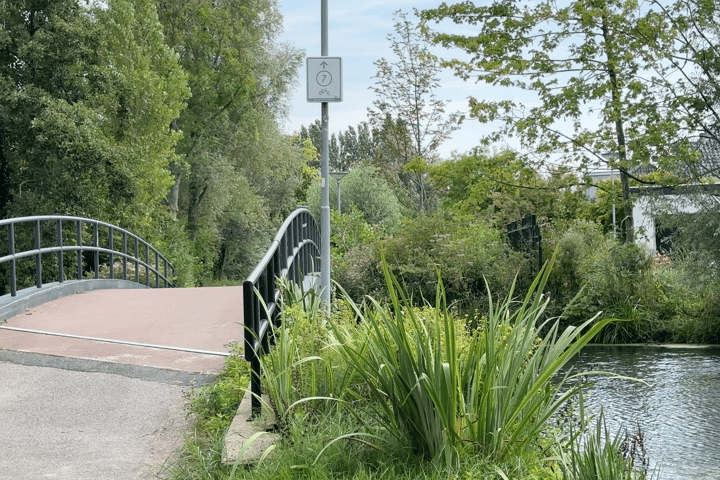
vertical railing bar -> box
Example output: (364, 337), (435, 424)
(134, 237), (140, 283)
(93, 222), (99, 279)
(8, 223), (16, 296)
(108, 227), (114, 280)
(57, 219), (64, 284)
(164, 258), (169, 287)
(122, 232), (128, 280)
(77, 220), (83, 280)
(34, 219), (42, 289)
(154, 249), (159, 288)
(145, 243), (150, 286)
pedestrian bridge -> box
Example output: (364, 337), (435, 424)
(0, 209), (320, 381)
(0, 286), (242, 376)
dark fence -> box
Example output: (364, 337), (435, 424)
(507, 214), (543, 272)
(243, 208), (320, 416)
(0, 215), (175, 296)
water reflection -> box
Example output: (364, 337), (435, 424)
(568, 345), (720, 480)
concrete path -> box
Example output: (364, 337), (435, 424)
(0, 286), (243, 479)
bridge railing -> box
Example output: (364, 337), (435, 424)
(0, 215), (175, 296)
(243, 207), (320, 416)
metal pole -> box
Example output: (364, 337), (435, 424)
(336, 179), (342, 213)
(320, 0), (331, 313)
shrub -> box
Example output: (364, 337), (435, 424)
(377, 212), (522, 312)
(307, 165), (404, 231)
(546, 220), (660, 342)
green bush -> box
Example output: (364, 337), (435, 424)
(376, 212), (522, 312)
(648, 251), (720, 343)
(266, 257), (614, 468)
(307, 165), (404, 231)
(546, 220), (660, 342)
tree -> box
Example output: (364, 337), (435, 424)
(0, 0), (188, 232)
(421, 0), (717, 242)
(306, 164), (403, 231)
(430, 149), (588, 228)
(369, 10), (459, 212)
(299, 120), (379, 171)
(156, 0), (306, 279)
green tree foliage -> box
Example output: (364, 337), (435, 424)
(421, 0), (720, 243)
(431, 149), (588, 228)
(372, 212), (521, 311)
(0, 0), (188, 233)
(651, 0), (720, 162)
(156, 0), (306, 280)
(306, 164), (403, 230)
(369, 10), (459, 212)
(299, 120), (379, 171)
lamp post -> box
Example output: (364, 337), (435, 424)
(306, 0), (342, 314)
(329, 171), (348, 213)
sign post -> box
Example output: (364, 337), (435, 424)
(307, 0), (342, 314)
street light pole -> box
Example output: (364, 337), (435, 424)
(329, 171), (348, 213)
(320, 0), (331, 313)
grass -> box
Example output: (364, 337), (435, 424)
(162, 255), (651, 480)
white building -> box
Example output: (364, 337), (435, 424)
(631, 184), (720, 254)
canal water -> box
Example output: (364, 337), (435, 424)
(568, 345), (720, 479)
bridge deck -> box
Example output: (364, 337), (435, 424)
(0, 287), (243, 375)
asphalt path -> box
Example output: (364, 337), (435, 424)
(0, 360), (190, 479)
(0, 286), (243, 479)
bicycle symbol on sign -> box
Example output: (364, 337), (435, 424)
(319, 89), (331, 96)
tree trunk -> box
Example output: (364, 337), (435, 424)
(166, 167), (182, 218)
(0, 126), (10, 216)
(603, 14), (634, 244)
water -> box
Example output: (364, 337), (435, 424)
(567, 345), (720, 479)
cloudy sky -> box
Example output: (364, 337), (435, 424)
(276, 0), (496, 158)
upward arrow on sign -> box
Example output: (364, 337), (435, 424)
(320, 61), (328, 68)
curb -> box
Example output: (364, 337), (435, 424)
(222, 388), (280, 466)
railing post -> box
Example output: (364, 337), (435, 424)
(145, 243), (150, 286)
(250, 353), (262, 416)
(134, 237), (140, 283)
(34, 220), (42, 288)
(108, 227), (114, 279)
(56, 219), (64, 283)
(122, 232), (128, 280)
(76, 221), (83, 280)
(92, 222), (99, 279)
(8, 223), (16, 296)
(164, 258), (169, 287)
(154, 249), (159, 288)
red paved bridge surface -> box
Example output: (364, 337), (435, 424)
(0, 287), (244, 375)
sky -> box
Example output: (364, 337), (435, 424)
(276, 0), (493, 158)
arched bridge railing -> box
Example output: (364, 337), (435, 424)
(244, 207), (320, 416)
(0, 215), (175, 297)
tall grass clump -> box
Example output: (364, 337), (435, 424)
(553, 407), (656, 480)
(331, 252), (616, 465)
(259, 277), (359, 426)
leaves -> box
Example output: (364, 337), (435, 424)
(368, 10), (461, 212)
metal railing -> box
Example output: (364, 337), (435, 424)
(243, 208), (320, 416)
(0, 215), (175, 296)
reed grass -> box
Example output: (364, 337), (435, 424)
(552, 407), (656, 480)
(329, 251), (617, 465)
